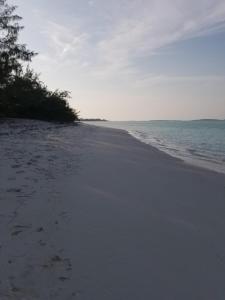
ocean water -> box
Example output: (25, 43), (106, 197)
(86, 120), (225, 174)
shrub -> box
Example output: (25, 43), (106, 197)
(0, 69), (79, 122)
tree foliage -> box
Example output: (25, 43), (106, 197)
(0, 68), (78, 122)
(0, 0), (78, 122)
(0, 0), (35, 86)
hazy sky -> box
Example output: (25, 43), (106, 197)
(12, 0), (225, 120)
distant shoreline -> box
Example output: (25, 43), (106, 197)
(80, 118), (107, 122)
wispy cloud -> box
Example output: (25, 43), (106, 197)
(41, 21), (89, 64)
(92, 0), (225, 78)
(33, 0), (225, 82)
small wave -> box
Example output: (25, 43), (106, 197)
(94, 121), (225, 174)
(164, 147), (180, 153)
(187, 148), (210, 159)
(128, 129), (225, 174)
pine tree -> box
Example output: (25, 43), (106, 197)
(0, 0), (35, 87)
(0, 0), (78, 122)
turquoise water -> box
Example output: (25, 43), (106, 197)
(87, 120), (225, 174)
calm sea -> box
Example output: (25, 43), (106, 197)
(86, 120), (225, 174)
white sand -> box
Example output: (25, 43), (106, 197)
(0, 119), (225, 300)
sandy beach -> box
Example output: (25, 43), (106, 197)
(0, 119), (225, 300)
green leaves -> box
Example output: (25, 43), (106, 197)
(0, 67), (79, 122)
(0, 1), (78, 123)
(0, 0), (35, 86)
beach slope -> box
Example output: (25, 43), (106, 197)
(0, 119), (225, 300)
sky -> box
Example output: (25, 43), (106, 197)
(11, 0), (225, 120)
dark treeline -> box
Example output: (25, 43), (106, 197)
(0, 0), (78, 122)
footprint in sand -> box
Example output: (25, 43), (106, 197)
(11, 230), (23, 236)
(11, 164), (21, 169)
(11, 224), (31, 236)
(7, 188), (21, 193)
(58, 211), (68, 219)
(36, 227), (44, 232)
(16, 170), (25, 174)
(58, 276), (70, 282)
(8, 177), (16, 181)
(72, 291), (83, 297)
(41, 255), (72, 281)
(38, 240), (46, 246)
(11, 286), (21, 293)
(51, 255), (63, 262)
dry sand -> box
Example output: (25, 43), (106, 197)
(0, 119), (225, 300)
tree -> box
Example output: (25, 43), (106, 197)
(0, 0), (78, 123)
(0, 0), (35, 87)
(1, 67), (79, 122)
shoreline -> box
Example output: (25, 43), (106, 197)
(1, 119), (225, 299)
(130, 128), (225, 175)
(84, 121), (225, 176)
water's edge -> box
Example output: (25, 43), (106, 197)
(127, 129), (224, 174)
(84, 121), (225, 175)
